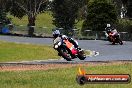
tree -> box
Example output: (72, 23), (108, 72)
(81, 0), (118, 34)
(52, 0), (87, 36)
(77, 5), (88, 20)
(8, 0), (49, 36)
(126, 0), (132, 18)
(114, 0), (128, 18)
(0, 0), (9, 22)
(0, 9), (7, 24)
(112, 0), (122, 17)
(0, 0), (11, 33)
(0, 0), (9, 9)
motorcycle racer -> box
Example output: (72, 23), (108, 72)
(52, 28), (86, 60)
(52, 29), (79, 49)
(105, 24), (123, 45)
(105, 24), (119, 38)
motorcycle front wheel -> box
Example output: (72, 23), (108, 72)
(118, 39), (123, 45)
(116, 37), (123, 45)
(59, 48), (72, 61)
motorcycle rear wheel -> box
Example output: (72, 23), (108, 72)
(117, 37), (123, 45)
(77, 50), (86, 60)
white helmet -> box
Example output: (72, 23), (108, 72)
(52, 29), (60, 38)
(62, 35), (68, 40)
(107, 24), (111, 27)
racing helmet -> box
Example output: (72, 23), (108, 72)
(107, 24), (111, 27)
(62, 35), (68, 40)
(52, 29), (60, 38)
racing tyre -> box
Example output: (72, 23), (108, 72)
(118, 39), (123, 45)
(77, 50), (86, 60)
(59, 49), (72, 61)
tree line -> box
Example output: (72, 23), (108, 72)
(0, 0), (132, 36)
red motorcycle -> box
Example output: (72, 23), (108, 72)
(108, 32), (123, 45)
(54, 39), (86, 61)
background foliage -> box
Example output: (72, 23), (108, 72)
(81, 0), (118, 35)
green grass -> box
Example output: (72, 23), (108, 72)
(0, 41), (59, 62)
(8, 12), (83, 29)
(8, 12), (54, 28)
(0, 63), (132, 88)
(8, 12), (83, 34)
(0, 40), (90, 62)
(8, 12), (55, 34)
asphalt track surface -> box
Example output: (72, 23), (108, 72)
(0, 35), (132, 64)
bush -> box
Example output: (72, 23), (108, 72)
(116, 19), (132, 33)
(81, 0), (118, 35)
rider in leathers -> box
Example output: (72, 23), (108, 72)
(52, 29), (80, 58)
(52, 29), (79, 49)
(105, 24), (119, 41)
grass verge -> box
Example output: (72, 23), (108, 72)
(0, 62), (131, 88)
(0, 40), (59, 62)
(0, 40), (90, 62)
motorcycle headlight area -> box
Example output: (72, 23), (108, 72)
(54, 45), (59, 49)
